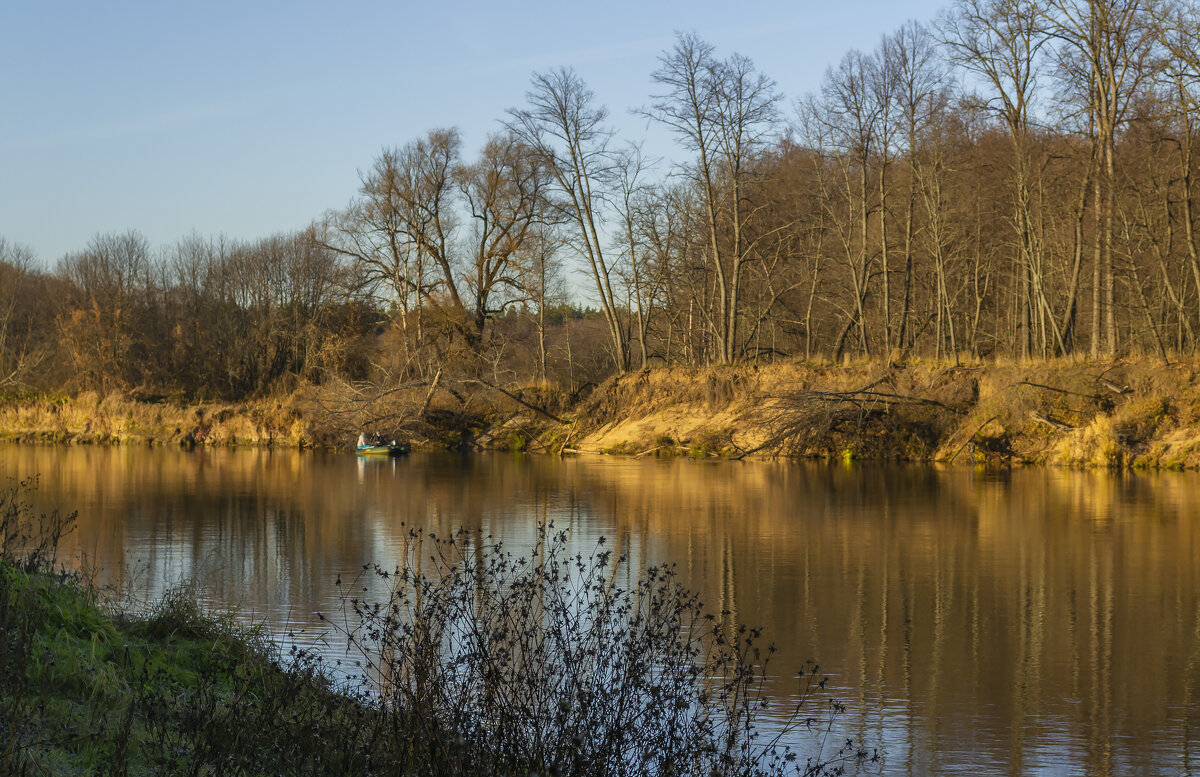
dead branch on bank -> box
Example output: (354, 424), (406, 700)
(946, 414), (1000, 464)
(1015, 379), (1100, 399)
(737, 373), (968, 458)
(308, 364), (570, 450)
(1030, 411), (1075, 431)
(459, 378), (566, 424)
(307, 370), (461, 447)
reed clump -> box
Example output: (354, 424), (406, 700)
(0, 479), (871, 777)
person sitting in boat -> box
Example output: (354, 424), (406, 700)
(357, 432), (366, 448)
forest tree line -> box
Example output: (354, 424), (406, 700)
(4, 0), (1200, 402)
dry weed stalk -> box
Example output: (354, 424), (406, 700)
(327, 524), (874, 776)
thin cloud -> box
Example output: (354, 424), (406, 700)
(494, 14), (813, 75)
(2, 100), (249, 152)
(495, 33), (674, 74)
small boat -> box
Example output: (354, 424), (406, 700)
(356, 441), (410, 456)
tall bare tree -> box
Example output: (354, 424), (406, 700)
(812, 50), (880, 359)
(644, 33), (782, 364)
(888, 21), (950, 352)
(508, 68), (630, 371)
(1045, 0), (1161, 355)
(1155, 0), (1200, 339)
(942, 0), (1060, 357)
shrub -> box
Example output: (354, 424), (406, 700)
(330, 525), (871, 777)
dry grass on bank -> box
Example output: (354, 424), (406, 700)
(0, 391), (319, 449)
(568, 357), (1200, 469)
(4, 357), (1200, 468)
(951, 358), (1200, 469)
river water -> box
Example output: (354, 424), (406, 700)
(2, 444), (1197, 776)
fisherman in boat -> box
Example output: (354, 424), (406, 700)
(357, 432), (366, 448)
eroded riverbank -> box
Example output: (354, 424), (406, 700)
(520, 357), (1200, 469)
(5, 357), (1200, 469)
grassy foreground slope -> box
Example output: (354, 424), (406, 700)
(1, 566), (373, 776)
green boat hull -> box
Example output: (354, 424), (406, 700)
(355, 444), (409, 456)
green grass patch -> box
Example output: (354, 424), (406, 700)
(2, 565), (372, 777)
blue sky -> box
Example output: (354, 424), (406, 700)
(1, 0), (948, 265)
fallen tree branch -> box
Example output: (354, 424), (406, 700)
(803, 388), (966, 413)
(946, 414), (999, 464)
(1015, 380), (1100, 400)
(740, 372), (966, 458)
(558, 419), (580, 456)
(460, 379), (566, 425)
(1099, 378), (1130, 395)
(1030, 411), (1074, 431)
(416, 368), (442, 419)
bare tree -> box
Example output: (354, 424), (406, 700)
(612, 143), (661, 369)
(644, 33), (782, 364)
(631, 180), (690, 367)
(1155, 0), (1200, 338)
(508, 68), (630, 372)
(57, 230), (153, 390)
(870, 34), (902, 356)
(888, 21), (950, 352)
(456, 132), (549, 342)
(1044, 0), (1161, 356)
(813, 50), (880, 359)
(0, 238), (47, 389)
(516, 221), (567, 383)
(318, 134), (461, 368)
(941, 0), (1061, 357)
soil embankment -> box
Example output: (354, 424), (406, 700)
(545, 358), (1200, 469)
(5, 358), (1200, 469)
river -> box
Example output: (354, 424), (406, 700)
(2, 444), (1197, 776)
